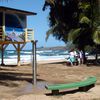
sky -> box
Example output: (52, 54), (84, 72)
(0, 0), (65, 50)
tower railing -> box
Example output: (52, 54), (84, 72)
(27, 28), (34, 42)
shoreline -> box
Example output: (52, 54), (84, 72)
(0, 58), (67, 65)
(37, 59), (66, 64)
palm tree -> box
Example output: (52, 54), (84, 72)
(93, 0), (100, 44)
(43, 0), (94, 63)
(43, 0), (79, 43)
(92, 0), (100, 63)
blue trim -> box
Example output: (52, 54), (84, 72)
(5, 27), (24, 32)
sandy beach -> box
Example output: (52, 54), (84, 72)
(0, 60), (100, 100)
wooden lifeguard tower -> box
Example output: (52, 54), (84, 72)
(0, 6), (36, 66)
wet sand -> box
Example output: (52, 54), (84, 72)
(0, 60), (100, 100)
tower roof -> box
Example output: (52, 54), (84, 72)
(0, 6), (37, 15)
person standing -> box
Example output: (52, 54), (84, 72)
(79, 50), (83, 64)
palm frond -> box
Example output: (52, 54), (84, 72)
(66, 41), (76, 51)
(45, 24), (57, 41)
(93, 30), (100, 44)
(68, 28), (81, 42)
(45, 21), (68, 41)
(79, 2), (90, 10)
(46, 0), (55, 5)
(80, 16), (91, 24)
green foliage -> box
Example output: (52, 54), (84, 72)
(85, 45), (94, 52)
(93, 30), (100, 44)
(79, 2), (90, 10)
(43, 0), (79, 43)
(65, 41), (76, 51)
(80, 16), (91, 24)
(68, 28), (81, 42)
(45, 24), (57, 41)
(92, 0), (100, 45)
(43, 0), (99, 50)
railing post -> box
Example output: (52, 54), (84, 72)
(2, 12), (5, 41)
(1, 44), (5, 66)
(17, 44), (20, 66)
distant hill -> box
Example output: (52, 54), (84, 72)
(37, 46), (66, 51)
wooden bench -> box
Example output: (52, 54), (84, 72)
(45, 76), (97, 94)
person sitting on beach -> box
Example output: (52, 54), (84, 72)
(66, 50), (78, 66)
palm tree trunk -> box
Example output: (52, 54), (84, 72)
(98, 0), (100, 14)
(95, 53), (98, 62)
(95, 45), (98, 64)
(82, 48), (87, 64)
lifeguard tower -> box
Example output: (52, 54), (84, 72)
(0, 6), (37, 66)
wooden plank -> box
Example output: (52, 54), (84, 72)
(25, 28), (27, 42)
(17, 44), (20, 66)
(1, 44), (5, 66)
(2, 12), (5, 41)
(79, 84), (95, 92)
(0, 41), (29, 44)
(27, 29), (34, 41)
(12, 44), (17, 50)
(3, 44), (9, 50)
(0, 6), (36, 15)
(20, 43), (26, 50)
(52, 90), (59, 95)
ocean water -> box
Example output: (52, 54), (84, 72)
(0, 49), (69, 65)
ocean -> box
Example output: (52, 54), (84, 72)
(0, 49), (69, 65)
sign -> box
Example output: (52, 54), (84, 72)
(5, 13), (26, 42)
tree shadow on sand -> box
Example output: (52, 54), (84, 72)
(45, 88), (86, 96)
(46, 61), (67, 66)
(0, 71), (45, 87)
(0, 65), (18, 67)
(86, 59), (100, 66)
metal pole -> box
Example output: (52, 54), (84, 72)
(32, 40), (37, 85)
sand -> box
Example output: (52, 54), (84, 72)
(0, 60), (100, 100)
